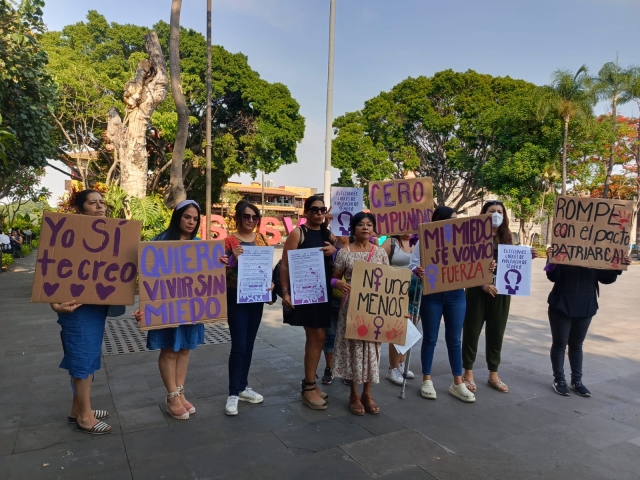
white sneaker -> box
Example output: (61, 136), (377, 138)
(399, 362), (415, 379)
(386, 368), (404, 386)
(421, 380), (437, 399)
(225, 395), (239, 415)
(449, 382), (476, 403)
(238, 387), (264, 404)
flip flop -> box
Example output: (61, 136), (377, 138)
(74, 420), (112, 435)
(487, 377), (509, 393)
(462, 377), (477, 393)
(67, 409), (110, 424)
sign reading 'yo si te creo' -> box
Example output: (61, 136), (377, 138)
(137, 240), (227, 331)
(31, 213), (141, 305)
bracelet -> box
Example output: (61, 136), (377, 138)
(281, 288), (289, 294)
(330, 278), (338, 288)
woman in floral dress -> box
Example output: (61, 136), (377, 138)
(332, 212), (389, 415)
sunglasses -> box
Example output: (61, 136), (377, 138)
(242, 214), (260, 223)
(308, 206), (328, 215)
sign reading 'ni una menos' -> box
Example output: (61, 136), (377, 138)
(32, 213), (141, 305)
(137, 240), (227, 330)
(368, 178), (434, 235)
(550, 196), (632, 270)
(419, 215), (494, 294)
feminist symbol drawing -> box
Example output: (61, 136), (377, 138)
(337, 211), (353, 236)
(372, 316), (384, 340)
(425, 265), (438, 290)
(372, 267), (383, 292)
(504, 269), (522, 295)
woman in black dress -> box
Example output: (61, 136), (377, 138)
(280, 196), (337, 410)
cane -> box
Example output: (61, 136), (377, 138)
(400, 281), (423, 400)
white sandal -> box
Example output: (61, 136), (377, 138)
(449, 383), (476, 403)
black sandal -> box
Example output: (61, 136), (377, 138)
(301, 381), (327, 410)
(303, 377), (329, 400)
(67, 409), (110, 424)
(74, 420), (112, 435)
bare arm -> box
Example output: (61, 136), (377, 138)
(280, 228), (301, 309)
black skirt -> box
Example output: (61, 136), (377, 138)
(284, 300), (332, 329)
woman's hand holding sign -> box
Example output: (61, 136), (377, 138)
(132, 308), (143, 325)
(321, 242), (336, 257)
(336, 279), (350, 295)
(482, 284), (498, 297)
(50, 300), (82, 314)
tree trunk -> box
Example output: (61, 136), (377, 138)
(561, 116), (569, 196)
(106, 31), (168, 213)
(603, 97), (618, 199)
(167, 0), (187, 208)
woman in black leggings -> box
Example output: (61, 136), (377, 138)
(545, 247), (631, 397)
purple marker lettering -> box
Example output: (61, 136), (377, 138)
(113, 220), (127, 257)
(370, 184), (382, 208)
(45, 216), (66, 247)
(373, 316), (384, 340)
(37, 249), (56, 275)
(166, 278), (178, 298)
(189, 297), (205, 322)
(120, 263), (137, 283)
(425, 265), (438, 290)
(377, 213), (389, 235)
(212, 243), (225, 269)
(61, 229), (74, 248)
(413, 181), (424, 202)
(176, 299), (188, 324)
(83, 219), (109, 253)
(140, 245), (160, 278)
(443, 224), (453, 243)
(389, 212), (399, 233)
(57, 258), (73, 279)
(213, 274), (226, 295)
(159, 279), (167, 300)
(78, 259), (90, 280)
(143, 280), (159, 301)
(383, 183), (396, 207)
(397, 182), (410, 204)
(168, 301), (175, 324)
(180, 244), (195, 274)
(183, 276), (194, 297)
(195, 243), (212, 271)
(194, 274), (210, 297)
(92, 261), (107, 281)
(145, 303), (168, 326)
(372, 268), (383, 292)
(206, 297), (221, 318)
(104, 263), (119, 282)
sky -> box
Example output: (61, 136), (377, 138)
(40, 0), (640, 204)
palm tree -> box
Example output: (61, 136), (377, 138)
(593, 59), (634, 198)
(539, 66), (594, 195)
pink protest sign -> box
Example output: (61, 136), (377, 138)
(368, 178), (434, 235)
(31, 213), (141, 305)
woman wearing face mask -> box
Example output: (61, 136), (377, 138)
(461, 201), (537, 394)
(280, 196), (337, 410)
(223, 200), (272, 416)
(52, 190), (113, 434)
(133, 200), (204, 420)
(331, 212), (389, 415)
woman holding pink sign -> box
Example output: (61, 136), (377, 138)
(52, 189), (113, 435)
(332, 212), (389, 416)
(133, 200), (204, 421)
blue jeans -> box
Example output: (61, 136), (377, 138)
(227, 290), (264, 396)
(420, 289), (466, 377)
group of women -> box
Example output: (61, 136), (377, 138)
(52, 190), (631, 434)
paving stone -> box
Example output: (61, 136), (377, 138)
(116, 405), (168, 434)
(0, 428), (18, 456)
(129, 451), (191, 480)
(378, 465), (435, 479)
(350, 411), (408, 437)
(273, 416), (373, 455)
(266, 355), (303, 369)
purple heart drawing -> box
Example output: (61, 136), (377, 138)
(96, 283), (116, 301)
(43, 282), (60, 297)
(70, 284), (85, 297)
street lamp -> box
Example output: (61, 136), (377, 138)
(205, 0), (212, 240)
(323, 0), (336, 203)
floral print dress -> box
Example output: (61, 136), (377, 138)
(331, 245), (389, 384)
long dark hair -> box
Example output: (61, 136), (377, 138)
(163, 201), (202, 240)
(234, 200), (261, 230)
(303, 195), (330, 241)
(74, 189), (100, 214)
(432, 206), (456, 222)
(481, 200), (512, 245)
(349, 212), (377, 238)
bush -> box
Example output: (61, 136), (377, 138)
(21, 245), (32, 256)
(31, 239), (38, 249)
(531, 243), (548, 258)
(2, 254), (14, 269)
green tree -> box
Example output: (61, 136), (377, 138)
(0, 0), (57, 177)
(0, 114), (18, 165)
(592, 59), (635, 198)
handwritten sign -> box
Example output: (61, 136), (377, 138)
(330, 187), (364, 236)
(288, 249), (328, 305)
(31, 213), (141, 305)
(138, 240), (227, 331)
(346, 261), (411, 345)
(237, 246), (274, 303)
(550, 196), (632, 270)
(496, 245), (531, 296)
(368, 178), (434, 235)
(419, 214), (494, 294)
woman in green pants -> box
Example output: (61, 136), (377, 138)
(461, 201), (537, 394)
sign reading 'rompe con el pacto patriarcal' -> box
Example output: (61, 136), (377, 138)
(32, 213), (142, 305)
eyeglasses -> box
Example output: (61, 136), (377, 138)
(242, 214), (259, 223)
(308, 206), (328, 215)
(485, 200), (503, 206)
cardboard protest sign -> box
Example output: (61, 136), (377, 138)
(138, 240), (227, 331)
(368, 177), (434, 235)
(31, 213), (141, 305)
(419, 214), (494, 294)
(496, 245), (532, 296)
(345, 261), (411, 345)
(550, 196), (632, 270)
(330, 187), (364, 236)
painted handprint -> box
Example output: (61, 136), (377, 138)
(618, 210), (631, 231)
(385, 319), (405, 342)
(353, 315), (370, 338)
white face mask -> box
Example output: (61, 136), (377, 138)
(491, 212), (503, 228)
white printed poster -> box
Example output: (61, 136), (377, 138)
(330, 187), (364, 237)
(288, 248), (328, 306)
(496, 245), (532, 296)
(237, 246), (274, 304)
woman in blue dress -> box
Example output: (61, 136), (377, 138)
(134, 200), (204, 420)
(53, 189), (113, 435)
